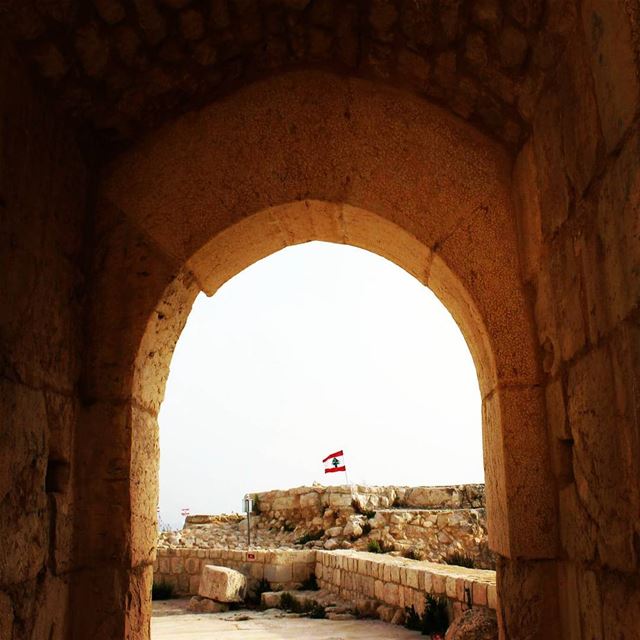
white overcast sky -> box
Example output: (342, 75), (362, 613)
(158, 241), (483, 528)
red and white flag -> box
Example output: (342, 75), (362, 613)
(323, 450), (346, 474)
(181, 507), (190, 517)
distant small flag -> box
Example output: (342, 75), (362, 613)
(181, 507), (190, 517)
(323, 450), (346, 474)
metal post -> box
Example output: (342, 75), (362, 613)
(244, 495), (253, 548)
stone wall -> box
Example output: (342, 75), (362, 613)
(0, 41), (88, 640)
(511, 2), (640, 637)
(316, 550), (497, 622)
(153, 546), (497, 626)
(1, 3), (639, 639)
(153, 548), (316, 595)
(367, 508), (493, 568)
(163, 484), (492, 568)
(254, 484), (485, 518)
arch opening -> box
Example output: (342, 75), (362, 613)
(75, 71), (558, 639)
(158, 239), (485, 524)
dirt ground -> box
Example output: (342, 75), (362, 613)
(152, 599), (422, 639)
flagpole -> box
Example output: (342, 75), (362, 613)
(343, 451), (350, 486)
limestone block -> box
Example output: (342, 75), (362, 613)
(329, 493), (353, 508)
(343, 520), (363, 538)
(377, 604), (396, 623)
(445, 608), (498, 639)
(487, 584), (498, 610)
(198, 565), (246, 603)
(581, 0), (640, 152)
(408, 487), (463, 509)
(273, 496), (295, 510)
(446, 576), (458, 598)
(473, 582), (488, 606)
(383, 582), (399, 606)
(567, 342), (638, 570)
(178, 573), (189, 593)
(292, 562), (310, 581)
(424, 572), (433, 593)
(592, 129), (640, 334)
(261, 591), (282, 608)
(249, 563), (264, 579)
(577, 569), (603, 638)
(0, 592), (14, 640)
(324, 538), (340, 550)
(264, 564), (292, 583)
(300, 492), (321, 509)
(432, 574), (447, 594)
(185, 557), (200, 574)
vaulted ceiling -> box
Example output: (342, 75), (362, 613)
(0, 0), (573, 152)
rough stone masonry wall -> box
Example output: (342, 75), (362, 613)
(255, 484), (485, 519)
(0, 41), (88, 640)
(153, 546), (498, 626)
(316, 550), (497, 622)
(248, 484), (491, 566)
(153, 548), (316, 596)
(511, 3), (640, 638)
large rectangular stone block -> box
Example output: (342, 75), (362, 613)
(198, 565), (246, 603)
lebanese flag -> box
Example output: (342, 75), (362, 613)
(323, 450), (346, 474)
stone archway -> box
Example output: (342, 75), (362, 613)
(74, 71), (557, 639)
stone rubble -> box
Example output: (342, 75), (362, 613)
(157, 484), (494, 569)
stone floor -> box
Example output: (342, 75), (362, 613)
(152, 600), (422, 639)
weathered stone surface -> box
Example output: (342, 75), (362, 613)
(161, 484), (492, 568)
(2, 3), (640, 639)
(445, 608), (498, 639)
(198, 565), (247, 603)
(581, 0), (640, 152)
(187, 595), (229, 613)
(0, 0), (567, 147)
(261, 591), (283, 608)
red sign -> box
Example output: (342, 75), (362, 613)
(247, 552), (256, 561)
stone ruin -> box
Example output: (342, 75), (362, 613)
(3, 2), (640, 637)
(160, 483), (494, 569)
(154, 483), (497, 629)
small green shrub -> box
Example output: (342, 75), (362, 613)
(151, 581), (174, 600)
(404, 595), (449, 635)
(247, 578), (271, 606)
(296, 529), (324, 545)
(252, 494), (261, 515)
(403, 547), (419, 560)
(307, 601), (326, 619)
(367, 539), (394, 553)
(404, 605), (422, 631)
(301, 574), (319, 591)
(422, 594), (449, 634)
(367, 539), (382, 553)
(445, 551), (475, 568)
